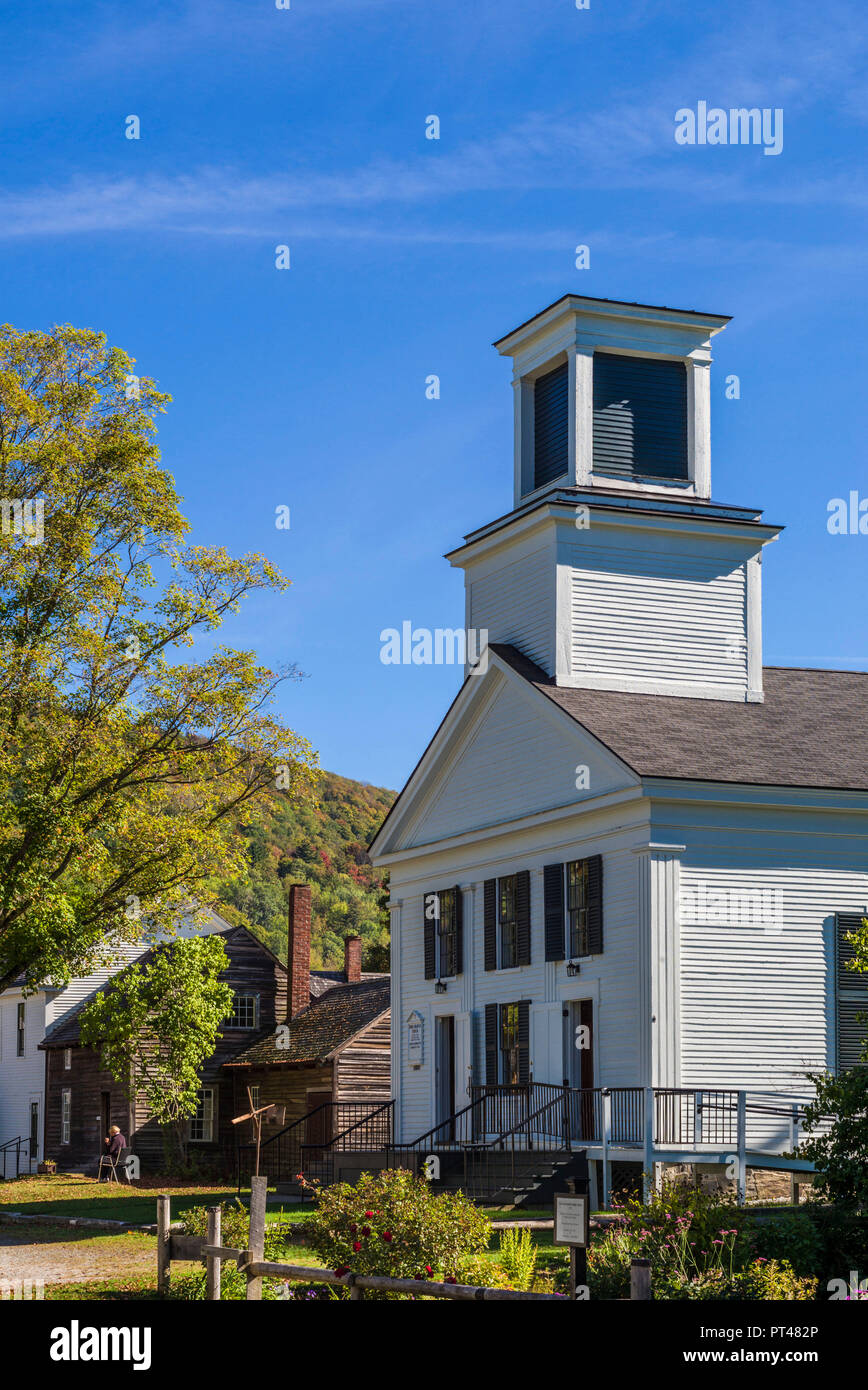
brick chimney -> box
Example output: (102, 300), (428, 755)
(288, 883), (312, 1019)
(344, 935), (362, 984)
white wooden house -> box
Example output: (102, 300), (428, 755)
(370, 294), (868, 1205)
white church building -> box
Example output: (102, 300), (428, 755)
(370, 294), (868, 1205)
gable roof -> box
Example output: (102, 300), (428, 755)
(223, 976), (390, 1069)
(40, 917), (285, 1049)
(492, 644), (868, 792)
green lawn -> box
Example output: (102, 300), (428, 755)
(0, 1175), (310, 1227)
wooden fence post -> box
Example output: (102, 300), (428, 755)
(630, 1257), (651, 1301)
(206, 1206), (222, 1301)
(246, 1175), (267, 1301)
(736, 1092), (747, 1207)
(157, 1194), (171, 1295)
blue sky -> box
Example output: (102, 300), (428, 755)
(1, 0), (866, 791)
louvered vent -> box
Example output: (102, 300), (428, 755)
(593, 352), (688, 481)
(533, 360), (569, 489)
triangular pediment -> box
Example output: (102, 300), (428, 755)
(371, 652), (638, 856)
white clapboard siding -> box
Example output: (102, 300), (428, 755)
(468, 546), (553, 674)
(407, 673), (632, 847)
(0, 993), (48, 1161)
(567, 540), (747, 690)
(680, 860), (868, 1092)
(392, 817), (647, 1143)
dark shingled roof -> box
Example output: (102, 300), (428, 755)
(491, 644), (868, 792)
(223, 976), (390, 1069)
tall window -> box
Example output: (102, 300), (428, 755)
(63, 1048), (72, 1071)
(229, 994), (258, 1029)
(567, 860), (590, 957)
(499, 876), (517, 968)
(60, 1089), (71, 1145)
(250, 1085), (261, 1111)
(16, 1002), (25, 1056)
(189, 1088), (216, 1143)
(500, 1003), (522, 1085)
(438, 888), (458, 977)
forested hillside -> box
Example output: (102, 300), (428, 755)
(215, 772), (396, 972)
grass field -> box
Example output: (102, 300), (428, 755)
(0, 1174), (312, 1226)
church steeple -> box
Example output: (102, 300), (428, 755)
(447, 295), (782, 703)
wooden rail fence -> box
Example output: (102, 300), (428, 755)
(156, 1177), (576, 1301)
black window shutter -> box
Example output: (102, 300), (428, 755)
(516, 869), (531, 966)
(453, 886), (463, 976)
(533, 361), (569, 490)
(518, 1001), (530, 1085)
(587, 855), (604, 955)
(544, 863), (566, 961)
(484, 1003), (498, 1085)
(593, 352), (688, 481)
(423, 896), (436, 980)
(484, 879), (497, 971)
(836, 912), (868, 1071)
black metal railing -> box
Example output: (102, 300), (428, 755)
(0, 1136), (33, 1181)
(236, 1101), (394, 1190)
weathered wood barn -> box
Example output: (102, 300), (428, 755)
(369, 294), (868, 1207)
(40, 886), (390, 1173)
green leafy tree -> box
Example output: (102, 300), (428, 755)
(0, 324), (318, 994)
(800, 1068), (868, 1210)
(79, 934), (234, 1163)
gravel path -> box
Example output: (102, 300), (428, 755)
(0, 1224), (156, 1289)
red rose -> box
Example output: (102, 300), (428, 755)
(361, 1226), (371, 1238)
(425, 1266), (433, 1275)
(349, 1224), (357, 1234)
(445, 1276), (457, 1285)
(334, 1265), (349, 1277)
(382, 1230), (392, 1242)
(353, 1241), (361, 1253)
(365, 1211), (374, 1218)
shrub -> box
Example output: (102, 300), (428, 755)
(744, 1213), (821, 1277)
(497, 1227), (538, 1291)
(659, 1259), (816, 1301)
(302, 1167), (490, 1293)
(800, 1068), (868, 1210)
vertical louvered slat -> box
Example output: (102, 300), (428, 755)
(516, 869), (531, 966)
(484, 879), (497, 971)
(453, 885), (463, 976)
(593, 352), (687, 481)
(518, 1001), (530, 1085)
(587, 855), (604, 955)
(485, 1003), (498, 1086)
(836, 911), (868, 1070)
(544, 863), (565, 961)
(533, 360), (569, 489)
(423, 893), (437, 980)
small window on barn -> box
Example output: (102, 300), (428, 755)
(189, 1088), (216, 1143)
(228, 994), (258, 1029)
(63, 1048), (72, 1071)
(60, 1088), (71, 1145)
(593, 352), (688, 482)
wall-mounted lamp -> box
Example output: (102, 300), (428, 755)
(435, 979), (447, 994)
(565, 960), (581, 977)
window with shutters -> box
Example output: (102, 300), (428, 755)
(499, 875), (517, 969)
(836, 912), (868, 1071)
(533, 360), (569, 491)
(593, 352), (688, 482)
(567, 860), (590, 957)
